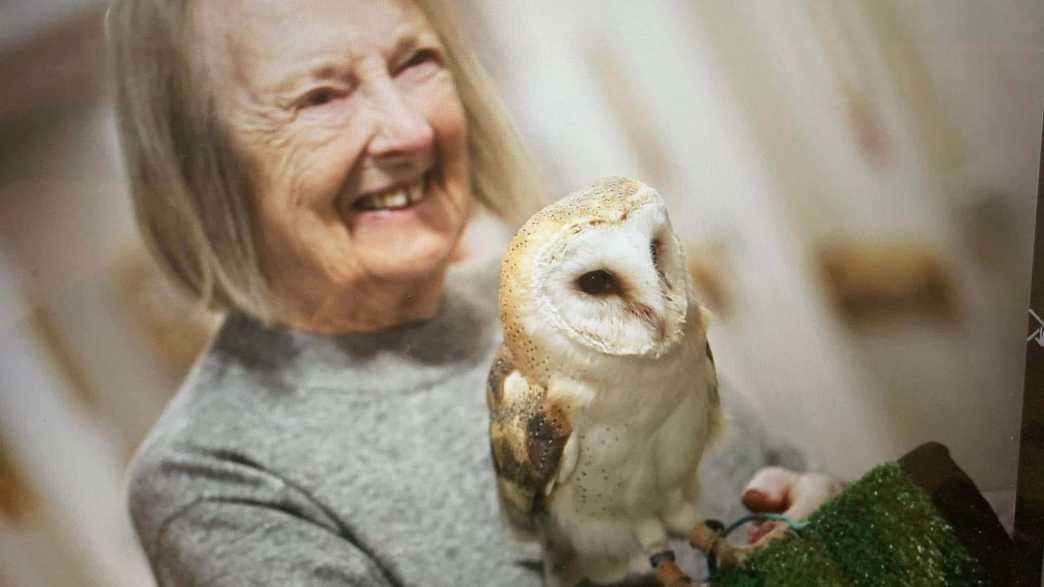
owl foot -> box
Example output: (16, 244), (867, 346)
(688, 520), (789, 570)
(649, 550), (706, 587)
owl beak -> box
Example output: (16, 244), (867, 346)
(630, 302), (666, 341)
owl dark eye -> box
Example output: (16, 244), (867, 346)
(650, 238), (661, 267)
(576, 269), (619, 296)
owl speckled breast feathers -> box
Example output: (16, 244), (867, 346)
(487, 177), (725, 587)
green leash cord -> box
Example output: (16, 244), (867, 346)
(721, 512), (808, 538)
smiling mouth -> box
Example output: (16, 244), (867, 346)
(352, 174), (430, 212)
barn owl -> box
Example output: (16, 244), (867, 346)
(488, 177), (723, 587)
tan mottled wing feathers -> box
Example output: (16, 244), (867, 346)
(487, 344), (572, 538)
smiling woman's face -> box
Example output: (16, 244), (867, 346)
(195, 0), (471, 332)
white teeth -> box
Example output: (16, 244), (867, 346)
(354, 179), (427, 211)
(381, 190), (408, 208)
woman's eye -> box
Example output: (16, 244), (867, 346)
(397, 49), (440, 75)
(298, 88), (342, 109)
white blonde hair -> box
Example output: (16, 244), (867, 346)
(108, 0), (544, 322)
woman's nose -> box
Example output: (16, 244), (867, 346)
(366, 82), (435, 160)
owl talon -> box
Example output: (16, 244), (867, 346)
(689, 520), (747, 568)
(688, 520), (791, 570)
(651, 549), (706, 587)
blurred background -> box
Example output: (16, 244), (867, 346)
(0, 1), (1040, 584)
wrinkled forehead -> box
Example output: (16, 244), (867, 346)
(190, 0), (430, 85)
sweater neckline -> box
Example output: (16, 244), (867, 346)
(209, 262), (500, 394)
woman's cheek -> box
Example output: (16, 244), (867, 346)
(296, 99), (353, 132)
(282, 116), (365, 205)
(434, 83), (467, 138)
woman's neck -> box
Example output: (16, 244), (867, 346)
(272, 271), (448, 335)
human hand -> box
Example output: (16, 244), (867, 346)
(741, 467), (844, 544)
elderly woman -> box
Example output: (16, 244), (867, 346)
(110, 0), (840, 585)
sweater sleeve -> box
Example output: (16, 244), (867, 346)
(149, 499), (396, 587)
(127, 435), (400, 587)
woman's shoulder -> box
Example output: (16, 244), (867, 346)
(126, 329), (303, 546)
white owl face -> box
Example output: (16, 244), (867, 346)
(532, 198), (690, 358)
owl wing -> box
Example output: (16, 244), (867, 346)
(486, 344), (574, 538)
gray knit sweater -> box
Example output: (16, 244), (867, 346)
(127, 260), (803, 586)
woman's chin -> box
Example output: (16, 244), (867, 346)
(356, 238), (457, 284)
